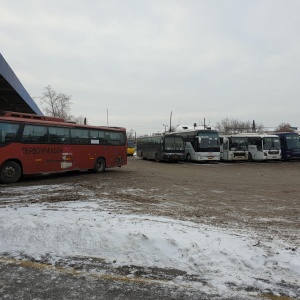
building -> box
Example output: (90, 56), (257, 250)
(0, 53), (42, 115)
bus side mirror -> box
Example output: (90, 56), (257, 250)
(223, 137), (228, 143)
(197, 137), (201, 143)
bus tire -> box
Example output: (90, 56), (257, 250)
(248, 153), (253, 162)
(186, 153), (191, 162)
(155, 153), (160, 162)
(94, 157), (105, 173)
(0, 161), (22, 183)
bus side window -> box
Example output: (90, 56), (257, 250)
(255, 140), (262, 151)
(0, 130), (3, 143)
(5, 133), (16, 142)
(70, 128), (89, 144)
(0, 123), (20, 144)
(61, 135), (70, 144)
(49, 134), (59, 143)
(21, 125), (47, 143)
(71, 137), (79, 144)
(38, 134), (48, 143)
(225, 143), (228, 150)
(49, 127), (70, 144)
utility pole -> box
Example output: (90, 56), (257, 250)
(163, 124), (168, 133)
(252, 120), (256, 132)
(169, 111), (172, 132)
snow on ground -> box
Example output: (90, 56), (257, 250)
(0, 186), (299, 299)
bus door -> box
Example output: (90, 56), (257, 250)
(186, 135), (197, 160)
(248, 138), (263, 160)
(221, 137), (229, 160)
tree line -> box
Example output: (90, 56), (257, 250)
(38, 86), (296, 136)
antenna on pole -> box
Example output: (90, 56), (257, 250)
(106, 109), (109, 126)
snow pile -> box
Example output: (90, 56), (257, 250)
(0, 199), (299, 298)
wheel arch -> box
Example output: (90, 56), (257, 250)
(0, 159), (23, 183)
(94, 156), (106, 173)
(1, 158), (23, 172)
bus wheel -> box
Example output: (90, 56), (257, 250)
(248, 153), (253, 162)
(0, 161), (22, 183)
(186, 154), (191, 162)
(94, 157), (105, 173)
(155, 153), (160, 162)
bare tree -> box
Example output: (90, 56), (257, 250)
(127, 129), (135, 140)
(40, 85), (72, 120)
(215, 118), (264, 134)
(275, 122), (293, 132)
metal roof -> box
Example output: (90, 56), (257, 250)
(0, 53), (43, 115)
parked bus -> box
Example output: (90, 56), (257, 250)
(220, 135), (248, 161)
(275, 132), (300, 160)
(171, 129), (220, 162)
(241, 133), (281, 161)
(137, 134), (185, 162)
(0, 111), (127, 183)
(127, 139), (135, 156)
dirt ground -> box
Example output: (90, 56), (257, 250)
(11, 156), (300, 244)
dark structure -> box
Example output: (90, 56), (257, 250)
(0, 53), (43, 115)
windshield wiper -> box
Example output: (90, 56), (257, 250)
(269, 142), (279, 151)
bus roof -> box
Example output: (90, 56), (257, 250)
(274, 132), (299, 136)
(0, 110), (64, 122)
(0, 110), (126, 132)
(233, 133), (280, 138)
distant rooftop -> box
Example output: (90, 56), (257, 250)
(174, 124), (214, 131)
(0, 53), (42, 115)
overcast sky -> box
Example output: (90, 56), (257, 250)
(1, 0), (300, 134)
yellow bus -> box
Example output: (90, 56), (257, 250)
(127, 139), (135, 156)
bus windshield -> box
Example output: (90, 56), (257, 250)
(127, 140), (135, 148)
(197, 132), (219, 148)
(229, 137), (248, 151)
(0, 122), (20, 146)
(263, 137), (280, 150)
(164, 136), (184, 151)
(286, 135), (300, 149)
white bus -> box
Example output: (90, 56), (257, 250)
(240, 134), (281, 161)
(220, 135), (248, 161)
(171, 129), (220, 162)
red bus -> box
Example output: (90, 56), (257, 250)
(0, 111), (127, 183)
